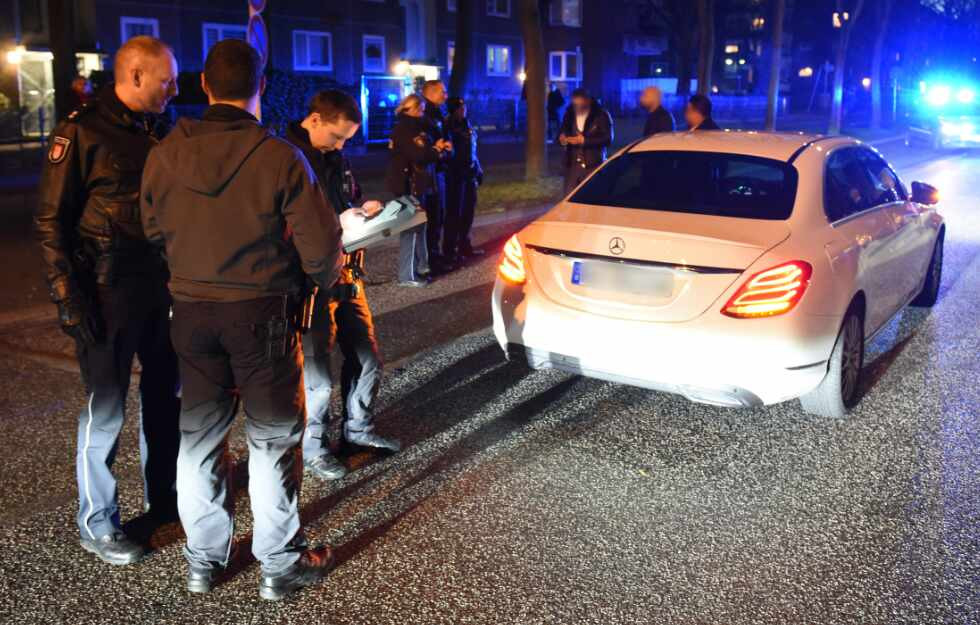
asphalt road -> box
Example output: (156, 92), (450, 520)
(0, 141), (977, 624)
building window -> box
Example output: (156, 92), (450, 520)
(486, 44), (511, 77)
(202, 23), (247, 61)
(447, 40), (455, 73)
(549, 0), (581, 27)
(486, 0), (510, 18)
(548, 51), (580, 81)
(363, 35), (385, 73)
(293, 30), (333, 71)
(447, 0), (457, 11)
(120, 17), (159, 43)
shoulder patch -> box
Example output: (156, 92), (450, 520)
(413, 134), (427, 148)
(48, 136), (72, 164)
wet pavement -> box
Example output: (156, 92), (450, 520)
(0, 142), (977, 624)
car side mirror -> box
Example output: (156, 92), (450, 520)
(911, 181), (940, 205)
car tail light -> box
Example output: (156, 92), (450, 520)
(498, 234), (526, 284)
(722, 260), (812, 318)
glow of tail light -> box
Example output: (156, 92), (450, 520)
(498, 234), (526, 284)
(722, 261), (812, 318)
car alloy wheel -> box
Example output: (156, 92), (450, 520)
(840, 314), (863, 404)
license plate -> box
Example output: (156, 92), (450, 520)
(570, 260), (674, 296)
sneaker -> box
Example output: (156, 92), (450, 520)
(345, 431), (402, 453)
(258, 547), (334, 601)
(80, 531), (145, 566)
(398, 280), (430, 288)
(305, 453), (349, 481)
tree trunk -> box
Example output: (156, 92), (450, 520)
(674, 30), (694, 95)
(449, 0), (474, 98)
(870, 0), (893, 129)
(518, 0), (547, 180)
(47, 0), (77, 124)
(764, 0), (786, 130)
(696, 0), (715, 95)
(829, 0), (865, 135)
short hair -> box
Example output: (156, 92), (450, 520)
(570, 87), (591, 100)
(307, 89), (362, 125)
(114, 36), (173, 82)
(422, 80), (445, 95)
(204, 39), (263, 101)
(688, 94), (713, 118)
(395, 94), (423, 116)
(447, 96), (465, 116)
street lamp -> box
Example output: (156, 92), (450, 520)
(393, 59), (409, 75)
(6, 44), (26, 65)
(518, 70), (526, 82)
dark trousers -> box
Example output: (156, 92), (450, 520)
(170, 297), (307, 574)
(302, 282), (383, 459)
(74, 278), (179, 540)
(444, 173), (478, 258)
(423, 172), (446, 259)
(548, 114), (560, 140)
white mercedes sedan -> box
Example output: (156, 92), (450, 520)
(491, 132), (945, 417)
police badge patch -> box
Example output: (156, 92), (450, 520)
(48, 136), (71, 164)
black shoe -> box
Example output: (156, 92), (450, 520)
(80, 531), (145, 566)
(305, 453), (348, 481)
(345, 431), (402, 453)
(398, 280), (430, 288)
(259, 547), (334, 601)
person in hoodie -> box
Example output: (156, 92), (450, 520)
(284, 90), (400, 484)
(34, 35), (181, 567)
(140, 39), (343, 601)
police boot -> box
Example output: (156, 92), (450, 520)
(187, 544), (240, 593)
(259, 546), (334, 601)
(344, 428), (402, 453)
(80, 531), (145, 566)
(304, 452), (349, 481)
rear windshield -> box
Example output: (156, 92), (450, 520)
(569, 150), (799, 220)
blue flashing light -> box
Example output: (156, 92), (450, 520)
(927, 85), (952, 107)
(956, 87), (975, 104)
(386, 93), (399, 103)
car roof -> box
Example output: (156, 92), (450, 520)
(628, 130), (856, 162)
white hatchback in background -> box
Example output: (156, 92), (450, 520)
(491, 132), (945, 417)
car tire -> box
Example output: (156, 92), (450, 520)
(800, 308), (865, 418)
(911, 232), (943, 307)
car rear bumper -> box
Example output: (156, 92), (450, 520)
(492, 279), (842, 407)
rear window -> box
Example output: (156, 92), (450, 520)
(569, 150), (799, 220)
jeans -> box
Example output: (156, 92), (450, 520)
(398, 224), (429, 282)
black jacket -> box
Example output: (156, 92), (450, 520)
(547, 89), (565, 117)
(423, 98), (452, 171)
(559, 101), (614, 171)
(692, 117), (721, 131)
(35, 86), (170, 302)
(284, 121), (354, 216)
(385, 113), (442, 197)
(643, 106), (675, 136)
(140, 104), (343, 302)
(447, 116), (483, 181)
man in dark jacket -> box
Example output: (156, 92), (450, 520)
(444, 96), (484, 263)
(284, 90), (400, 484)
(421, 80), (454, 272)
(140, 40), (342, 601)
(558, 88), (614, 194)
(684, 94), (721, 131)
(546, 83), (565, 141)
(34, 35), (180, 567)
(640, 86), (675, 137)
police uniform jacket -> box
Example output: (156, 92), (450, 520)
(559, 100), (614, 171)
(35, 86), (170, 303)
(140, 104), (343, 302)
(447, 116), (483, 182)
(423, 98), (453, 170)
(385, 113), (442, 198)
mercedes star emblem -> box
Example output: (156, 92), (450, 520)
(609, 237), (625, 255)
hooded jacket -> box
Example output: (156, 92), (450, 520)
(140, 104), (343, 302)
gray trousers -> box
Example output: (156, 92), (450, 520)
(170, 297), (307, 574)
(398, 224), (429, 282)
(302, 282), (383, 459)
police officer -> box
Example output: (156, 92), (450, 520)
(444, 96), (484, 264)
(284, 90), (400, 482)
(140, 40), (342, 600)
(421, 80), (454, 272)
(558, 88), (614, 194)
(34, 35), (181, 566)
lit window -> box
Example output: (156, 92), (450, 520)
(121, 17), (159, 43)
(203, 23), (247, 62)
(486, 44), (512, 76)
(549, 51), (581, 81)
(293, 30), (333, 71)
(487, 0), (510, 18)
(549, 0), (581, 27)
(363, 35), (385, 73)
